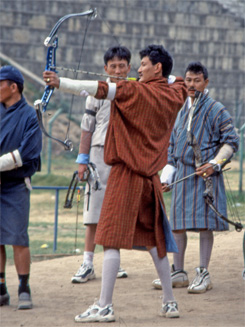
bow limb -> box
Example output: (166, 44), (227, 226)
(35, 8), (97, 150)
(34, 99), (73, 151)
(204, 192), (243, 232)
(44, 8), (97, 46)
(64, 171), (79, 209)
(203, 176), (243, 232)
(41, 8), (97, 111)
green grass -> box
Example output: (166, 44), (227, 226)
(5, 156), (245, 265)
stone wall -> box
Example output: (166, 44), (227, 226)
(0, 0), (244, 124)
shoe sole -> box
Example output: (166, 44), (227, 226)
(71, 274), (96, 284)
(117, 273), (128, 278)
(160, 311), (180, 318)
(75, 316), (115, 322)
(0, 294), (10, 306)
(18, 302), (33, 310)
(153, 280), (189, 290)
(153, 282), (162, 290)
(187, 283), (213, 294)
(173, 280), (189, 288)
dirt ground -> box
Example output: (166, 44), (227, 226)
(0, 230), (244, 327)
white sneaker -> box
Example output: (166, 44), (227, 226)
(160, 301), (180, 318)
(18, 292), (32, 310)
(152, 278), (162, 289)
(117, 267), (128, 278)
(171, 265), (189, 288)
(152, 265), (189, 290)
(75, 302), (115, 322)
(187, 267), (213, 294)
(71, 264), (96, 283)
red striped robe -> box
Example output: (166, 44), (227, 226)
(94, 77), (187, 258)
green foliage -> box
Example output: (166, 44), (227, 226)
(5, 158), (244, 266)
(32, 173), (72, 186)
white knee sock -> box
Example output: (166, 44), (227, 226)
(199, 230), (213, 269)
(99, 249), (120, 308)
(149, 247), (175, 303)
(83, 251), (94, 266)
(173, 232), (187, 271)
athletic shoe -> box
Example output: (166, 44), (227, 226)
(171, 264), (189, 288)
(117, 267), (128, 278)
(152, 264), (189, 289)
(160, 301), (180, 318)
(75, 302), (115, 322)
(152, 278), (162, 289)
(18, 292), (32, 310)
(187, 267), (213, 294)
(71, 264), (96, 283)
(0, 292), (10, 306)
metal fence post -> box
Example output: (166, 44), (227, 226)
(53, 188), (60, 252)
(239, 124), (245, 195)
(32, 186), (82, 252)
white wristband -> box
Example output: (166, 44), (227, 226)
(209, 159), (221, 172)
(160, 164), (177, 184)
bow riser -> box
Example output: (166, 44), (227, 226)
(41, 37), (58, 112)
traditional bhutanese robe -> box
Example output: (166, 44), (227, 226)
(94, 77), (188, 258)
(168, 94), (239, 231)
(0, 96), (42, 246)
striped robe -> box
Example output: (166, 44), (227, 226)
(168, 95), (239, 231)
(94, 77), (188, 258)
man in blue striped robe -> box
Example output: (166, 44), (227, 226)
(152, 61), (239, 294)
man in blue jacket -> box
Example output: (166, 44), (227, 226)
(0, 66), (42, 309)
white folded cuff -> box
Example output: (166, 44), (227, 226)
(160, 164), (177, 184)
(59, 78), (99, 97)
(168, 75), (176, 84)
(107, 83), (116, 100)
(0, 150), (22, 172)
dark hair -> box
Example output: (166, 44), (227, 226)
(104, 46), (131, 65)
(139, 44), (173, 78)
(7, 80), (24, 94)
(184, 61), (208, 80)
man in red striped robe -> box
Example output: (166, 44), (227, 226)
(43, 44), (188, 322)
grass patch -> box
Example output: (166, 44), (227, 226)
(5, 157), (244, 266)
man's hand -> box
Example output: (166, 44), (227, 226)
(196, 163), (215, 179)
(78, 164), (88, 181)
(43, 71), (60, 88)
(162, 183), (171, 192)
